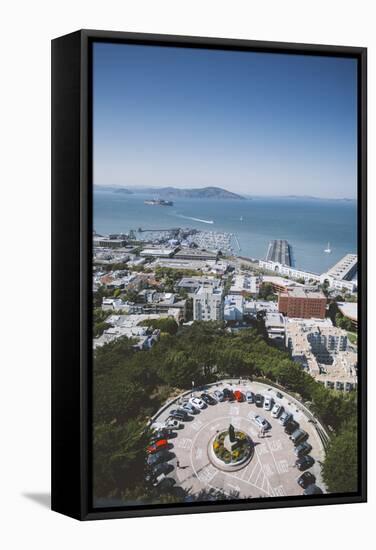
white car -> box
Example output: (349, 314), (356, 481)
(164, 419), (183, 430)
(253, 415), (271, 431)
(213, 390), (224, 402)
(189, 397), (206, 409)
(263, 395), (274, 411)
(271, 403), (283, 418)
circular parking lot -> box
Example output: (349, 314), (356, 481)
(151, 380), (327, 499)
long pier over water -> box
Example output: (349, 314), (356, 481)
(266, 239), (292, 266)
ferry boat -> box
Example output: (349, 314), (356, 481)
(144, 199), (173, 206)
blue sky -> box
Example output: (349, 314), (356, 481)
(93, 42), (358, 198)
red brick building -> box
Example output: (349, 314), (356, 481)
(278, 287), (327, 319)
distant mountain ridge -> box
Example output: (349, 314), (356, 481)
(95, 185), (245, 200)
(135, 186), (245, 200)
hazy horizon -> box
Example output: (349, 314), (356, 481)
(93, 43), (358, 200)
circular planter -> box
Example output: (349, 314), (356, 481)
(208, 429), (254, 472)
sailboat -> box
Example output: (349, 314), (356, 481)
(324, 242), (332, 254)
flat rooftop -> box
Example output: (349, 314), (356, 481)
(280, 287), (326, 299)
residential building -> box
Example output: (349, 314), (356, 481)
(224, 295), (244, 321)
(229, 274), (259, 296)
(264, 312), (286, 345)
(285, 318), (356, 390)
(193, 286), (224, 321)
(278, 287), (327, 319)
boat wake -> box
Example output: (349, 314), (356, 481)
(174, 214), (214, 224)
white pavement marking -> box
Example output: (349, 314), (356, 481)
(197, 464), (218, 483)
(276, 459), (289, 474)
(269, 439), (283, 452)
(230, 405), (239, 416)
(195, 448), (203, 460)
(191, 419), (203, 431)
(176, 438), (192, 450)
(272, 485), (286, 497)
(257, 443), (269, 456)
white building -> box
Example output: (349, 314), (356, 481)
(284, 318), (356, 390)
(264, 312), (286, 344)
(224, 295), (244, 321)
(259, 257), (357, 293)
(193, 286), (224, 321)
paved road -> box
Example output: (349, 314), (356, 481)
(152, 380), (327, 500)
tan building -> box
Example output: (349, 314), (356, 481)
(278, 287), (327, 319)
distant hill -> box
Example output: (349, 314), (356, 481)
(131, 186), (245, 200)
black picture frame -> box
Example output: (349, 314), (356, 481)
(51, 29), (367, 520)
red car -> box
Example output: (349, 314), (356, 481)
(234, 390), (244, 402)
(146, 439), (168, 454)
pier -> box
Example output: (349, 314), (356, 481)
(266, 239), (292, 266)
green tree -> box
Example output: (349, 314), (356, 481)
(322, 417), (358, 493)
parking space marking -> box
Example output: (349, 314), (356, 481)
(191, 419), (203, 431)
(197, 464), (218, 483)
(276, 459), (289, 474)
(268, 439), (283, 452)
(195, 447), (203, 460)
(176, 437), (192, 450)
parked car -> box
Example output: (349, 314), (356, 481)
(146, 439), (169, 454)
(271, 403), (283, 418)
(254, 415), (271, 431)
(223, 388), (235, 401)
(290, 429), (308, 445)
(145, 462), (173, 482)
(263, 395), (273, 411)
(152, 473), (176, 488)
(276, 391), (283, 399)
(189, 397), (206, 409)
(303, 484), (323, 495)
(296, 455), (314, 471)
(297, 471), (316, 489)
(200, 393), (217, 405)
(294, 441), (313, 457)
(245, 391), (255, 404)
(234, 390), (244, 402)
(284, 420), (299, 435)
(213, 390), (224, 402)
(180, 402), (198, 415)
(279, 411), (292, 426)
(149, 429), (170, 442)
(146, 450), (171, 467)
(164, 419), (183, 430)
(169, 409), (188, 421)
(255, 394), (264, 407)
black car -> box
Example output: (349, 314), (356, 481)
(297, 471), (316, 489)
(146, 449), (170, 467)
(303, 484), (323, 495)
(294, 441), (312, 457)
(296, 455), (315, 471)
(200, 393), (217, 405)
(145, 462), (173, 482)
(223, 388), (235, 401)
(169, 409), (188, 421)
(285, 419), (299, 435)
(276, 391), (283, 399)
(255, 394), (264, 407)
